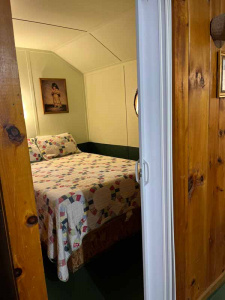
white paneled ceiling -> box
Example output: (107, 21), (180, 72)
(11, 0), (136, 73)
(13, 20), (82, 51)
(91, 9), (136, 63)
(55, 33), (120, 73)
(10, 0), (135, 31)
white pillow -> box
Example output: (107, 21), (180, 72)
(36, 133), (80, 160)
(27, 138), (42, 162)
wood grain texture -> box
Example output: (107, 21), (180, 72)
(173, 0), (225, 299)
(0, 182), (18, 299)
(187, 0), (210, 299)
(172, 0), (189, 299)
(0, 0), (47, 299)
(216, 0), (225, 287)
(207, 0), (223, 288)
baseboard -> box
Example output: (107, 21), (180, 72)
(78, 142), (139, 161)
(198, 272), (225, 300)
(77, 142), (90, 153)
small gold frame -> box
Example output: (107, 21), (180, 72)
(40, 78), (69, 114)
(217, 51), (225, 98)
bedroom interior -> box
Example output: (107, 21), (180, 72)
(13, 1), (139, 160)
(2, 0), (225, 299)
(8, 0), (143, 298)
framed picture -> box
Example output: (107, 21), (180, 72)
(218, 51), (225, 98)
(40, 78), (69, 114)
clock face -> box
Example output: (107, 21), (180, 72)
(134, 89), (138, 116)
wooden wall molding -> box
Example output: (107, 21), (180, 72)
(198, 271), (225, 300)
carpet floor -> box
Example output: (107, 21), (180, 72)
(43, 232), (144, 300)
(43, 231), (225, 299)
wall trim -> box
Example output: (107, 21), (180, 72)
(83, 75), (90, 142)
(25, 49), (40, 136)
(123, 65), (129, 148)
(78, 142), (139, 160)
(84, 59), (137, 76)
(198, 272), (225, 300)
(17, 47), (84, 75)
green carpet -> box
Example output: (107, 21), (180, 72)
(43, 232), (144, 300)
(208, 284), (225, 300)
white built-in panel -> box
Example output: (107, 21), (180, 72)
(13, 20), (82, 51)
(92, 8), (136, 62)
(55, 34), (120, 73)
(85, 65), (127, 146)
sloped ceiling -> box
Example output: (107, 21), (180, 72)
(12, 20), (82, 51)
(11, 0), (136, 73)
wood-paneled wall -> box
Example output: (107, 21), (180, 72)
(173, 0), (225, 299)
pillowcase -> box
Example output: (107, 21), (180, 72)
(35, 133), (80, 160)
(27, 138), (42, 162)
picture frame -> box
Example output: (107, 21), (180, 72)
(218, 51), (225, 98)
(40, 78), (69, 114)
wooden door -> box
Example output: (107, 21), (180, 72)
(0, 0), (48, 299)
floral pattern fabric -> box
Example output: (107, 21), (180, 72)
(31, 152), (140, 281)
(27, 138), (42, 162)
(36, 133), (80, 160)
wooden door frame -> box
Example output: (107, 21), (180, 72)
(0, 0), (48, 298)
(0, 183), (18, 299)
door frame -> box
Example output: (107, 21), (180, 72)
(1, 0), (174, 299)
(0, 0), (48, 299)
(136, 0), (175, 299)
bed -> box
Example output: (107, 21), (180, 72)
(31, 151), (141, 281)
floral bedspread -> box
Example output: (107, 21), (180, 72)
(31, 152), (140, 281)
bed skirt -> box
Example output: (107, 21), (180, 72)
(67, 207), (142, 273)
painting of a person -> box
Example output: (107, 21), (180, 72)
(51, 83), (62, 108)
(40, 78), (69, 114)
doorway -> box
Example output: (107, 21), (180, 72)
(0, 0), (174, 299)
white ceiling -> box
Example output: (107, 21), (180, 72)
(13, 20), (81, 51)
(11, 0), (136, 73)
(55, 33), (120, 74)
(91, 9), (136, 62)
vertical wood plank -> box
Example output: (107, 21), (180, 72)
(207, 0), (222, 288)
(221, 0), (225, 277)
(187, 0), (210, 298)
(0, 182), (18, 299)
(173, 0), (225, 298)
(172, 0), (189, 299)
(0, 0), (48, 299)
(216, 97), (225, 277)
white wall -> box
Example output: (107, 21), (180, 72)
(85, 60), (139, 147)
(124, 61), (139, 147)
(16, 48), (88, 143)
(16, 48), (138, 147)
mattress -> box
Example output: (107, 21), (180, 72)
(31, 152), (140, 281)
